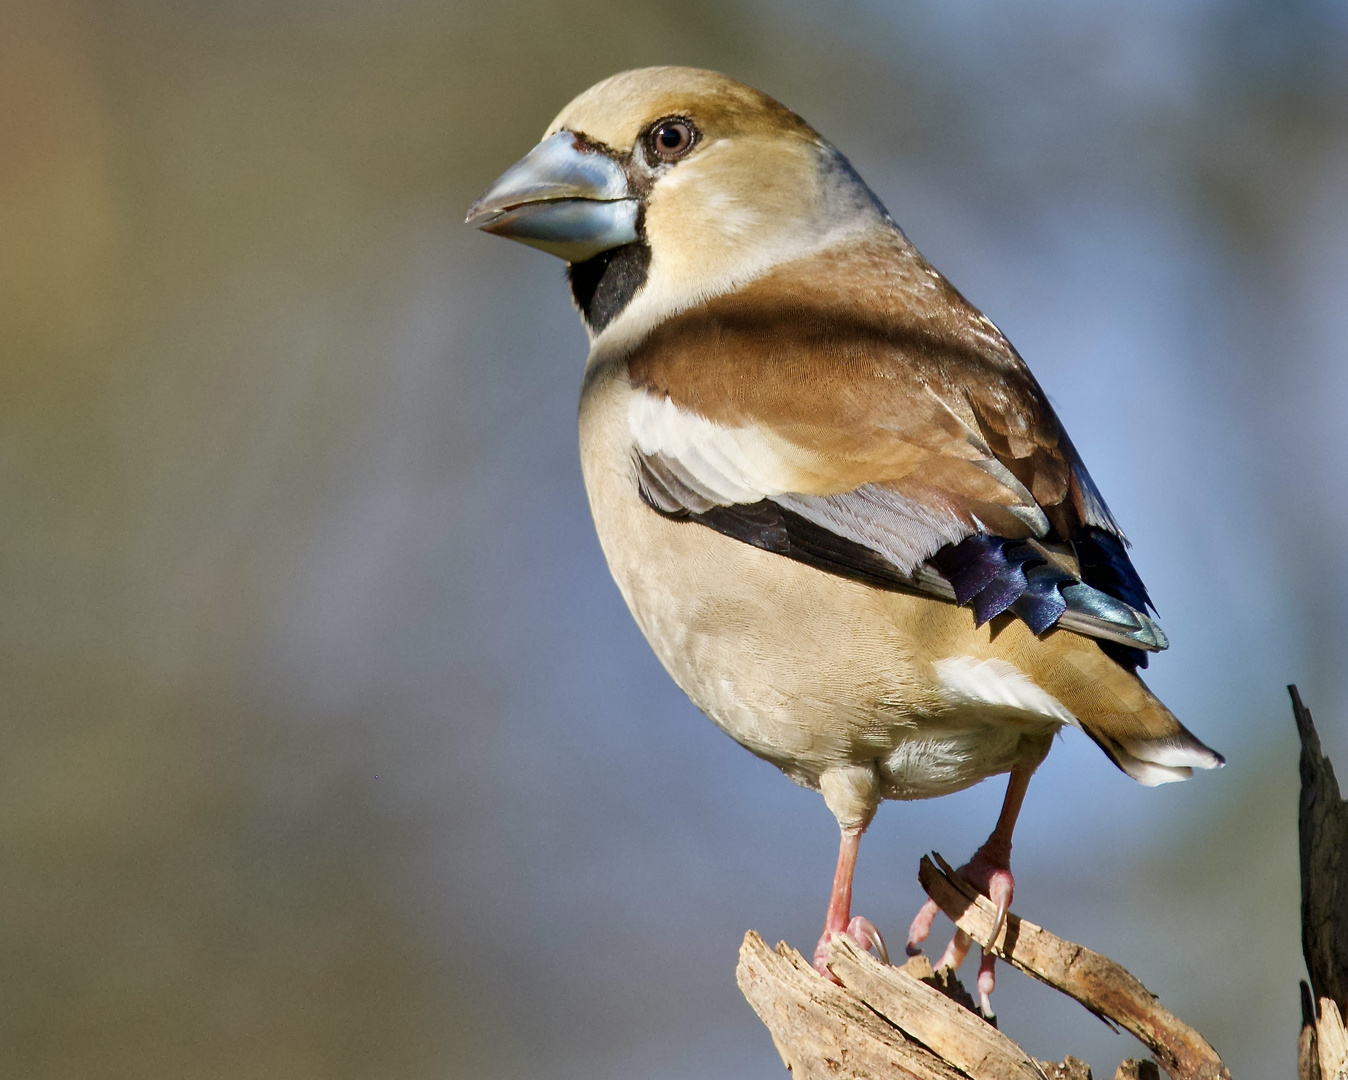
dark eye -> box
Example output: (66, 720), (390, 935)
(649, 118), (696, 162)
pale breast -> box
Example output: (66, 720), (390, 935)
(577, 358), (1066, 800)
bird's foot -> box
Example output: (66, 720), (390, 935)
(904, 845), (1013, 1021)
(954, 846), (1015, 949)
(812, 915), (890, 976)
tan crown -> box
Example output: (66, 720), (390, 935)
(545, 67), (818, 147)
(547, 67), (890, 347)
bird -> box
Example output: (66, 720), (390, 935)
(466, 66), (1223, 1016)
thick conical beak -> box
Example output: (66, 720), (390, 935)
(466, 131), (639, 263)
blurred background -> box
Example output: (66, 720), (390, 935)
(3, 0), (1347, 1075)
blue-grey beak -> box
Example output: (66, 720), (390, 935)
(466, 131), (640, 263)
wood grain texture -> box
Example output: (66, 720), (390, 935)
(1315, 997), (1348, 1080)
(736, 930), (964, 1080)
(917, 855), (1230, 1080)
(824, 933), (1047, 1080)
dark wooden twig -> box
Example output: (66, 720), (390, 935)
(1291, 685), (1348, 1079)
(1293, 686), (1348, 1015)
(917, 855), (1229, 1080)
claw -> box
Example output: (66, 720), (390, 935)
(988, 893), (1009, 951)
(847, 915), (889, 965)
(982, 864), (1014, 950)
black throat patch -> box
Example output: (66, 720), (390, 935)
(569, 242), (651, 333)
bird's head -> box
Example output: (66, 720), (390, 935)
(467, 67), (888, 343)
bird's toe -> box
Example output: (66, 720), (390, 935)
(905, 897), (941, 956)
(977, 950), (998, 1023)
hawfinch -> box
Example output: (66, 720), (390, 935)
(468, 67), (1222, 1013)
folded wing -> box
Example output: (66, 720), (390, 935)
(624, 237), (1166, 663)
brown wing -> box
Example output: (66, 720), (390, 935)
(624, 234), (1162, 653)
(627, 235), (1118, 546)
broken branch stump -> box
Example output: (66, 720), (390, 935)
(1292, 685), (1348, 1080)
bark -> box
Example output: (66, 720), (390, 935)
(1292, 686), (1348, 1080)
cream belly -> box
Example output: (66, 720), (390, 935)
(578, 359), (1068, 810)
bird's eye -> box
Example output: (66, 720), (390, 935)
(649, 118), (696, 162)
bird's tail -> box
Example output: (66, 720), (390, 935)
(1030, 636), (1224, 786)
(1081, 713), (1225, 786)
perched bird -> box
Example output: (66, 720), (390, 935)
(467, 67), (1222, 1014)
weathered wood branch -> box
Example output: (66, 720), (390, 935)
(824, 936), (1044, 1080)
(737, 930), (967, 1080)
(738, 925), (1163, 1080)
(1292, 685), (1348, 1080)
(918, 855), (1228, 1080)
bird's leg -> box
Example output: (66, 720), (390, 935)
(905, 764), (1036, 1018)
(812, 826), (888, 975)
(959, 763), (1031, 946)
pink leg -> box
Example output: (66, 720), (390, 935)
(812, 827), (888, 975)
(906, 765), (1035, 1017)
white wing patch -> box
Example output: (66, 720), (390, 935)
(933, 656), (1078, 726)
(628, 390), (978, 573)
(628, 391), (796, 502)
